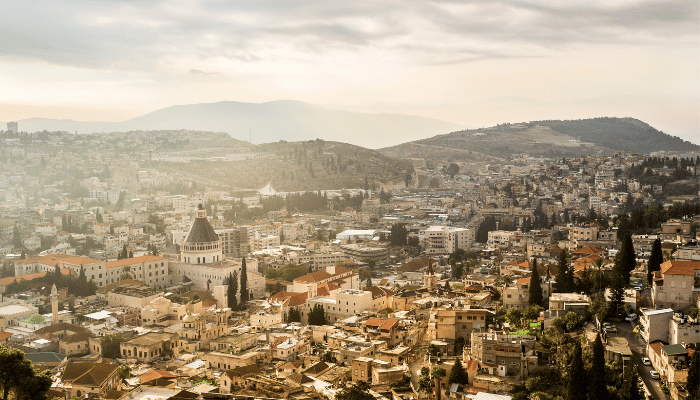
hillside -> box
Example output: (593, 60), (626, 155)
(158, 140), (414, 192)
(380, 117), (698, 160)
(4, 101), (461, 149)
(535, 117), (699, 154)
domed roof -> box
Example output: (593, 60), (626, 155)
(183, 312), (196, 323)
(184, 207), (219, 244)
(27, 313), (46, 324)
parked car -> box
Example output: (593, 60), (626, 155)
(650, 370), (660, 379)
(604, 325), (618, 333)
(642, 357), (651, 366)
(625, 314), (638, 322)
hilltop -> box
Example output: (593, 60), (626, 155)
(4, 100), (461, 149)
(159, 139), (414, 192)
(380, 117), (699, 160)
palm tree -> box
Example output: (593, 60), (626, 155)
(431, 367), (446, 400)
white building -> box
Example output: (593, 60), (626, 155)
(424, 226), (475, 255)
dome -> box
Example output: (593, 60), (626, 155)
(27, 313), (46, 324)
(183, 312), (196, 323)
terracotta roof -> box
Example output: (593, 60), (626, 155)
(0, 332), (12, 341)
(62, 332), (93, 343)
(62, 362), (119, 386)
(572, 245), (604, 256)
(224, 364), (261, 378)
(515, 277), (531, 286)
(15, 254), (101, 266)
(364, 317), (383, 328)
(394, 256), (434, 272)
(138, 369), (176, 384)
(660, 260), (700, 276)
(379, 318), (399, 331)
(268, 291), (308, 307)
(294, 270), (333, 283)
(105, 255), (166, 269)
(465, 359), (479, 371)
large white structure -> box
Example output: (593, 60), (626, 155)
(302, 288), (373, 324)
(424, 226), (475, 255)
(170, 206), (265, 300)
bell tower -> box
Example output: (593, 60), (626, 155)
(50, 284), (59, 324)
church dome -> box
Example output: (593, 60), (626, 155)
(27, 313), (46, 324)
(183, 312), (196, 323)
(184, 204), (219, 244)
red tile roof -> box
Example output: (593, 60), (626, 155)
(661, 260), (700, 276)
(105, 255), (166, 269)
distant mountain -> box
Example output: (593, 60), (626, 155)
(3, 100), (461, 149)
(380, 117), (699, 160)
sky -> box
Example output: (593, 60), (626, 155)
(1, 0), (698, 143)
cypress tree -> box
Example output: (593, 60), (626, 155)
(556, 249), (573, 292)
(528, 257), (543, 307)
(566, 341), (587, 400)
(687, 346), (700, 400)
(448, 357), (468, 385)
(588, 334), (608, 400)
(615, 234), (636, 284)
(239, 258), (248, 305)
(647, 238), (663, 285)
(626, 362), (643, 400)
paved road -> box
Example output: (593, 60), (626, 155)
(614, 316), (668, 400)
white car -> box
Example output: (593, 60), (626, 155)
(650, 370), (660, 379)
(625, 314), (638, 322)
(604, 325), (618, 333)
(642, 357), (651, 366)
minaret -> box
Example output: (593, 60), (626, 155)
(50, 284), (59, 324)
(423, 258), (437, 289)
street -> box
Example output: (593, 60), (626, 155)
(615, 316), (668, 400)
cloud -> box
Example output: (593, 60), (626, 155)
(0, 0), (697, 72)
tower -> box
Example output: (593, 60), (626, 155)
(50, 284), (59, 324)
(423, 258), (437, 289)
(180, 204), (222, 265)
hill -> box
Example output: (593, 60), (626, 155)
(4, 100), (461, 149)
(380, 117), (699, 160)
(158, 140), (414, 192)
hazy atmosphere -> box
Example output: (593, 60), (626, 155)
(1, 0), (698, 143)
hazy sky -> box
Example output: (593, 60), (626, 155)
(1, 0), (698, 143)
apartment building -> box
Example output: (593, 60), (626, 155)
(105, 255), (169, 288)
(301, 289), (373, 324)
(14, 254), (108, 287)
(651, 260), (700, 310)
(434, 307), (491, 348)
(468, 332), (539, 379)
(424, 226), (475, 255)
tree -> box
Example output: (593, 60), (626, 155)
(239, 258), (248, 305)
(308, 303), (326, 325)
(523, 305), (543, 321)
(0, 346), (52, 400)
(428, 344), (440, 357)
(687, 345), (700, 400)
(624, 363), (643, 400)
(647, 238), (663, 285)
(12, 227), (22, 250)
(506, 308), (523, 326)
(100, 334), (127, 359)
(418, 367), (433, 395)
(555, 249), (574, 293)
(449, 357), (468, 385)
(447, 163), (460, 179)
(390, 223), (408, 247)
(227, 271), (238, 309)
(335, 380), (374, 400)
(431, 367), (446, 400)
(608, 271), (625, 317)
(287, 308), (301, 323)
(614, 234), (636, 284)
(588, 334), (608, 400)
(566, 341), (587, 400)
(529, 258), (543, 307)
